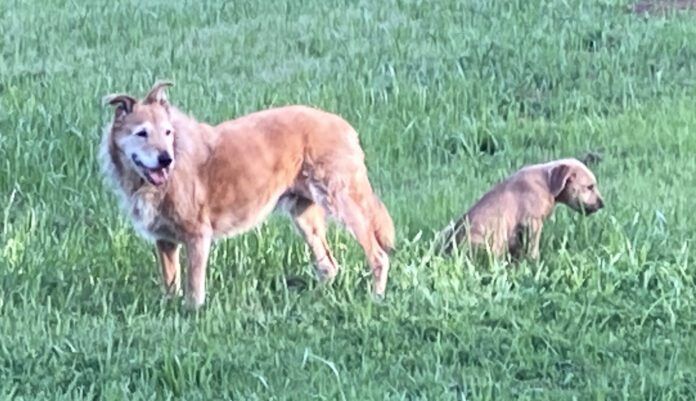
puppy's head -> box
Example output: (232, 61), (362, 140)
(548, 158), (604, 215)
(104, 81), (176, 187)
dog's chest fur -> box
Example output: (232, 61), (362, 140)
(129, 189), (179, 241)
(110, 178), (179, 242)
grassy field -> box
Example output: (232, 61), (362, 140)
(2, 0), (696, 399)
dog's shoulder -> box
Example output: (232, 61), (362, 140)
(507, 168), (556, 218)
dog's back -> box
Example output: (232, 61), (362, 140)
(442, 178), (519, 255)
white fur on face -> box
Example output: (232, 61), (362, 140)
(117, 122), (175, 170)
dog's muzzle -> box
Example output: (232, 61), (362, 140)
(583, 199), (604, 215)
(131, 153), (171, 187)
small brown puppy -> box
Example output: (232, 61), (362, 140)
(442, 158), (604, 259)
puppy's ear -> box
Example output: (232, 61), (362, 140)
(549, 163), (575, 197)
(579, 151), (602, 167)
(104, 94), (137, 119)
(144, 80), (174, 107)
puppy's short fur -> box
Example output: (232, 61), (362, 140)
(442, 158), (604, 259)
(100, 82), (394, 308)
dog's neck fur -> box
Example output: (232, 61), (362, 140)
(510, 166), (557, 219)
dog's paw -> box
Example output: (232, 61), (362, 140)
(184, 293), (206, 311)
(316, 267), (338, 284)
(371, 291), (386, 304)
(315, 259), (339, 284)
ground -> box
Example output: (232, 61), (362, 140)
(1, 0), (696, 400)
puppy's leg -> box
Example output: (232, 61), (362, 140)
(184, 234), (212, 309)
(288, 197), (339, 282)
(156, 240), (181, 297)
(527, 220), (544, 261)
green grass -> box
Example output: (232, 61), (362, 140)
(2, 0), (696, 399)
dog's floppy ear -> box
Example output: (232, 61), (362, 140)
(104, 94), (137, 119)
(548, 163), (575, 197)
(144, 80), (174, 107)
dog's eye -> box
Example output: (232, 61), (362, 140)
(135, 130), (147, 138)
(165, 130), (172, 136)
(587, 184), (595, 190)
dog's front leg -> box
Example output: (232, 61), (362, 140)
(527, 220), (543, 261)
(185, 234), (212, 309)
(156, 240), (181, 297)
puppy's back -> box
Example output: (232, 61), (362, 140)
(442, 165), (553, 256)
(442, 178), (516, 254)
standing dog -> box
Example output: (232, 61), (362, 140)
(441, 158), (603, 259)
(100, 81), (394, 308)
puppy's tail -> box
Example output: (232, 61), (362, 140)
(438, 217), (468, 255)
(371, 195), (395, 253)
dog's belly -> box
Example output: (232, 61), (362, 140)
(210, 190), (286, 239)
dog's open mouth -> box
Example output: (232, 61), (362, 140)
(132, 155), (170, 186)
(144, 167), (169, 186)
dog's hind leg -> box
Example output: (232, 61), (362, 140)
(156, 240), (181, 298)
(331, 186), (391, 300)
(285, 196), (339, 283)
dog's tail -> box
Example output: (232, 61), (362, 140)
(435, 215), (468, 255)
(371, 195), (395, 253)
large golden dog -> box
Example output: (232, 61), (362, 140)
(100, 82), (394, 309)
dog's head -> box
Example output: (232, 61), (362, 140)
(548, 158), (604, 215)
(104, 81), (176, 187)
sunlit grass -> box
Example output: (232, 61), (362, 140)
(1, 0), (696, 399)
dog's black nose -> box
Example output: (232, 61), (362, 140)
(597, 198), (604, 209)
(158, 152), (173, 167)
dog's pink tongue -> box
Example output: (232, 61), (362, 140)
(148, 168), (168, 186)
